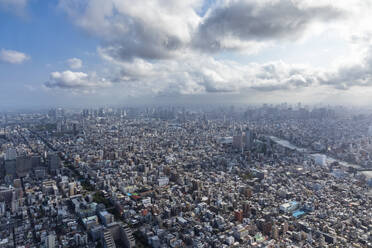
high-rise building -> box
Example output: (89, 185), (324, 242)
(47, 153), (61, 172)
(48, 109), (57, 120)
(234, 209), (244, 222)
(31, 156), (41, 168)
(82, 109), (90, 118)
(282, 222), (288, 236)
(243, 187), (252, 198)
(0, 157), (4, 176)
(0, 202), (5, 216)
(45, 234), (56, 248)
(243, 201), (250, 218)
(314, 154), (327, 166)
(16, 156), (32, 177)
(244, 130), (253, 149)
(368, 125), (372, 136)
(69, 182), (76, 196)
(5, 148), (17, 161)
(4, 160), (16, 177)
(233, 135), (243, 150)
(261, 220), (273, 236)
(272, 224), (279, 240)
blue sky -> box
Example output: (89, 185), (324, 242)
(1, 0), (372, 110)
(0, 0), (102, 109)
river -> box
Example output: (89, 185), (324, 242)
(269, 136), (372, 180)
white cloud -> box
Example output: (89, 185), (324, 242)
(67, 58), (83, 69)
(44, 70), (112, 90)
(53, 0), (372, 102)
(59, 0), (347, 60)
(45, 50), (322, 96)
(59, 0), (203, 60)
(96, 51), (321, 96)
(193, 0), (344, 52)
(0, 49), (30, 64)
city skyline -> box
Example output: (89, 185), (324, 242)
(1, 0), (372, 109)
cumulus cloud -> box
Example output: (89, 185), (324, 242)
(59, 0), (345, 60)
(54, 0), (372, 99)
(67, 58), (83, 69)
(97, 49), (372, 97)
(59, 0), (202, 60)
(98, 53), (320, 96)
(193, 0), (344, 52)
(0, 49), (30, 64)
(318, 46), (372, 90)
(44, 70), (112, 90)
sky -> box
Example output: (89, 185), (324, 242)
(1, 0), (372, 109)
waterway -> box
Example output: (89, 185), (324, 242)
(269, 136), (372, 180)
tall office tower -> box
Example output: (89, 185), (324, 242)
(82, 109), (90, 118)
(45, 234), (56, 248)
(69, 182), (76, 196)
(47, 153), (61, 172)
(99, 108), (105, 117)
(48, 109), (57, 120)
(282, 222), (289, 236)
(16, 156), (32, 177)
(56, 108), (65, 119)
(4, 160), (16, 177)
(272, 224), (279, 240)
(243, 201), (250, 217)
(368, 125), (372, 136)
(0, 157), (4, 176)
(0, 201), (5, 216)
(244, 130), (253, 149)
(5, 148), (17, 161)
(233, 134), (243, 150)
(31, 156), (41, 168)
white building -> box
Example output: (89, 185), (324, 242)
(314, 154), (327, 166)
(142, 197), (151, 207)
(280, 201), (299, 213)
(158, 177), (169, 187)
(45, 234), (55, 248)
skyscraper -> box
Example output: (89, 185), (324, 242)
(45, 234), (55, 248)
(244, 130), (253, 149)
(47, 153), (61, 172)
(5, 148), (17, 161)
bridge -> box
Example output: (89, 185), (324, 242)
(347, 167), (372, 176)
(357, 168), (372, 172)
